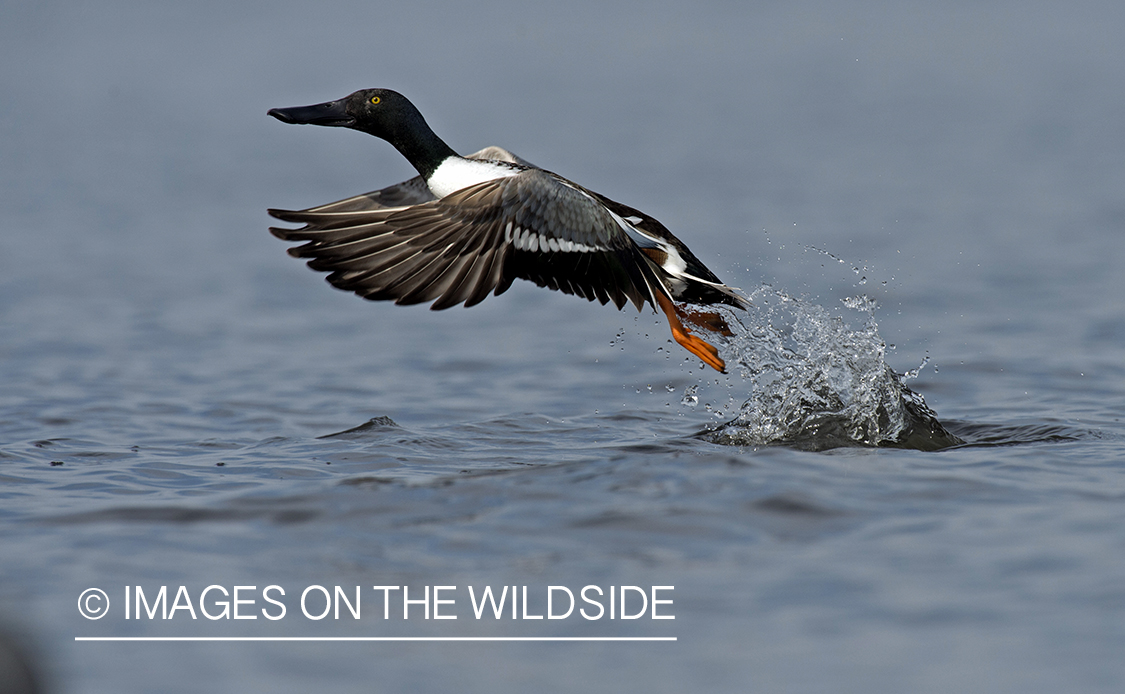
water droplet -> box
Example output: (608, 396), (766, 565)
(902, 354), (931, 381)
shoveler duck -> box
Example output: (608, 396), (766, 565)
(267, 89), (748, 372)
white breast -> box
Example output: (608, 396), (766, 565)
(427, 157), (521, 198)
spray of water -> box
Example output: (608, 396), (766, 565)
(702, 286), (961, 451)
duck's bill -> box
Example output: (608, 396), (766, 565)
(268, 99), (355, 127)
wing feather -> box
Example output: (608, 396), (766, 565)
(268, 166), (668, 312)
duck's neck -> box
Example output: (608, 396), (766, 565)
(383, 116), (459, 180)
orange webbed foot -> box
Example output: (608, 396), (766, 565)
(671, 325), (727, 373)
(654, 292), (727, 373)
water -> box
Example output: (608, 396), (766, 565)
(3, 1), (1125, 692)
(698, 289), (959, 451)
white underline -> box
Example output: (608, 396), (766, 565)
(75, 636), (676, 642)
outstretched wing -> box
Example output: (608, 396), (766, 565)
(269, 168), (666, 312)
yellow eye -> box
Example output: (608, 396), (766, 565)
(370, 96), (381, 105)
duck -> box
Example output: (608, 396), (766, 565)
(267, 88), (748, 372)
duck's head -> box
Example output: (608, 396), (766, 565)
(268, 89), (429, 143)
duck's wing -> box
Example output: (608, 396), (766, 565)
(289, 147), (538, 215)
(589, 192), (750, 310)
(268, 168), (665, 312)
(301, 176), (435, 213)
(467, 146), (536, 168)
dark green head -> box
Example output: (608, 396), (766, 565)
(268, 89), (422, 138)
(268, 89), (456, 175)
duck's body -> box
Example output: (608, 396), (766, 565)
(268, 89), (747, 372)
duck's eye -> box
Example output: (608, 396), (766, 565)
(370, 96), (381, 105)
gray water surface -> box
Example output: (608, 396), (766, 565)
(3, 1), (1125, 692)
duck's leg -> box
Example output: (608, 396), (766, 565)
(653, 290), (727, 373)
(677, 307), (734, 336)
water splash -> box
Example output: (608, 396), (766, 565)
(900, 354), (931, 382)
(702, 286), (961, 451)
